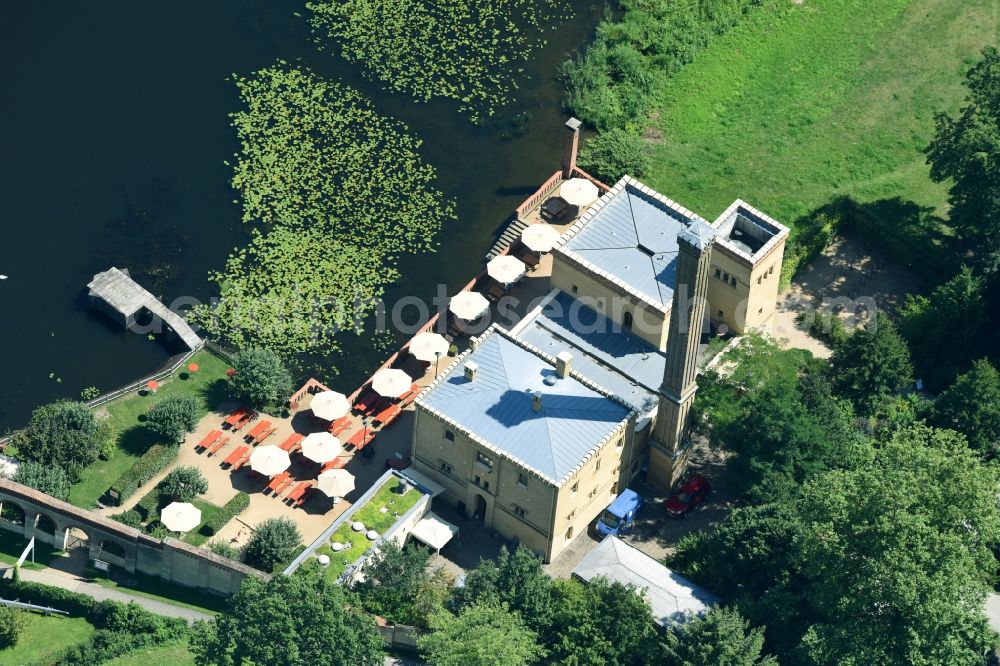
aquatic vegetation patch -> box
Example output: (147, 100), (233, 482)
(307, 0), (570, 122)
(196, 62), (454, 358)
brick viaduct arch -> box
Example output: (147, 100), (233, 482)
(0, 479), (264, 596)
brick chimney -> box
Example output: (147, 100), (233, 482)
(562, 118), (582, 179)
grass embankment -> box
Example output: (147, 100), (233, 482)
(0, 530), (61, 570)
(70, 349), (231, 508)
(315, 478), (421, 581)
(100, 640), (198, 666)
(0, 613), (95, 665)
(640, 0), (996, 276)
(86, 568), (226, 615)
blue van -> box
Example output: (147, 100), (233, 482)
(595, 489), (643, 537)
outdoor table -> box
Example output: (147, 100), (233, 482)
(245, 420), (272, 442)
(253, 426), (276, 445)
(329, 416), (351, 437)
(196, 429), (222, 450)
(206, 436), (230, 456)
(279, 433), (304, 452)
(223, 407), (249, 427)
(373, 403), (401, 427)
(222, 445), (249, 468)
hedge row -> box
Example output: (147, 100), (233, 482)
(109, 444), (178, 504)
(0, 578), (96, 617)
(200, 492), (250, 537)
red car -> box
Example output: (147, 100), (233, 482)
(664, 474), (711, 518)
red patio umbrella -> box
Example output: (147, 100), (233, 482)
(146, 380), (158, 393)
(187, 363), (200, 373)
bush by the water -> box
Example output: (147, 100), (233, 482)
(10, 400), (114, 479)
(577, 127), (650, 183)
(145, 395), (200, 444)
(109, 444), (177, 505)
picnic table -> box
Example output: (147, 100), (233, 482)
(273, 474), (295, 496)
(329, 416), (351, 437)
(278, 433), (304, 452)
(286, 481), (313, 505)
(353, 389), (378, 414)
(196, 429), (223, 450)
(397, 384), (420, 406)
(231, 450), (252, 471)
(252, 426), (276, 445)
(321, 457), (349, 472)
(223, 407), (251, 427)
(206, 436), (231, 457)
(222, 445), (250, 468)
(373, 403), (402, 428)
(267, 471), (292, 495)
(245, 420), (272, 443)
(231, 411), (255, 432)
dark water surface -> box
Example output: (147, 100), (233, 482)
(0, 1), (602, 431)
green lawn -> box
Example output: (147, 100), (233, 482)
(0, 530), (61, 570)
(70, 349), (232, 508)
(100, 640), (198, 666)
(181, 499), (224, 547)
(315, 478), (422, 581)
(0, 612), (94, 666)
(643, 0), (996, 278)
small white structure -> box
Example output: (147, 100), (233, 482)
(408, 511), (459, 553)
(160, 502), (202, 533)
(573, 536), (719, 627)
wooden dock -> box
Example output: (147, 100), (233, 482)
(86, 267), (202, 350)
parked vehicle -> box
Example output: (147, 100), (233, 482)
(664, 474), (711, 518)
(595, 489), (643, 537)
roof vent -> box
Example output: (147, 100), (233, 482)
(464, 362), (478, 381)
(556, 351), (573, 379)
(532, 391), (543, 412)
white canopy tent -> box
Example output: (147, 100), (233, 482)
(520, 224), (562, 253)
(560, 178), (600, 207)
(301, 432), (342, 464)
(372, 368), (412, 398)
(310, 391), (350, 421)
(486, 255), (526, 285)
(408, 512), (459, 553)
(409, 332), (449, 363)
(160, 502), (202, 533)
(449, 291), (490, 322)
(249, 445), (291, 476)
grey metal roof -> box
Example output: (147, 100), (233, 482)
(573, 536), (719, 626)
(514, 291), (662, 419)
(557, 177), (716, 312)
(418, 327), (632, 485)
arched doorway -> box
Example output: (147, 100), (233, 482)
(0, 502), (25, 531)
(473, 494), (487, 522)
(98, 540), (127, 566)
(63, 526), (89, 552)
(35, 514), (57, 543)
(622, 311), (633, 330)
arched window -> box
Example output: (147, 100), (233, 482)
(622, 312), (633, 330)
(35, 514), (56, 535)
(101, 541), (126, 559)
(0, 502), (25, 527)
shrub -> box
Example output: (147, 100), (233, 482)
(0, 579), (97, 617)
(200, 492), (251, 537)
(111, 510), (143, 529)
(51, 599), (188, 665)
(11, 400), (112, 479)
(207, 540), (241, 560)
(243, 517), (302, 572)
(12, 461), (71, 501)
(158, 466), (208, 503)
(578, 128), (650, 183)
(134, 489), (163, 523)
(230, 348), (294, 411)
(108, 444), (178, 505)
(146, 395), (200, 444)
(795, 310), (849, 348)
(0, 605), (24, 649)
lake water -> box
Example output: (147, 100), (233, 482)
(0, 1), (602, 431)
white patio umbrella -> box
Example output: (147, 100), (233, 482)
(249, 445), (291, 476)
(560, 178), (599, 207)
(521, 224), (562, 253)
(449, 291), (490, 321)
(301, 432), (342, 464)
(316, 468), (356, 499)
(409, 332), (449, 363)
(372, 368), (412, 398)
(310, 390), (350, 421)
(160, 502), (201, 533)
(486, 255), (526, 285)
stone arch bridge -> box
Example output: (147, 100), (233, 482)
(0, 479), (262, 597)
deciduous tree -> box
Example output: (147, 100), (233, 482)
(158, 466), (208, 503)
(12, 461), (70, 501)
(12, 401), (111, 478)
(352, 541), (452, 628)
(417, 601), (544, 666)
(829, 312), (913, 416)
(146, 395), (200, 444)
(229, 348), (293, 411)
(242, 518), (301, 573)
(660, 607), (777, 666)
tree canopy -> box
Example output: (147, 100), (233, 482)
(243, 518), (302, 573)
(12, 400), (111, 478)
(660, 607), (777, 666)
(158, 466), (208, 503)
(146, 395), (200, 444)
(417, 601), (544, 666)
(927, 47), (1000, 243)
(931, 358), (1000, 458)
(12, 461), (71, 501)
(828, 312), (913, 416)
(229, 348), (293, 412)
(191, 564), (383, 666)
(351, 541), (452, 628)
